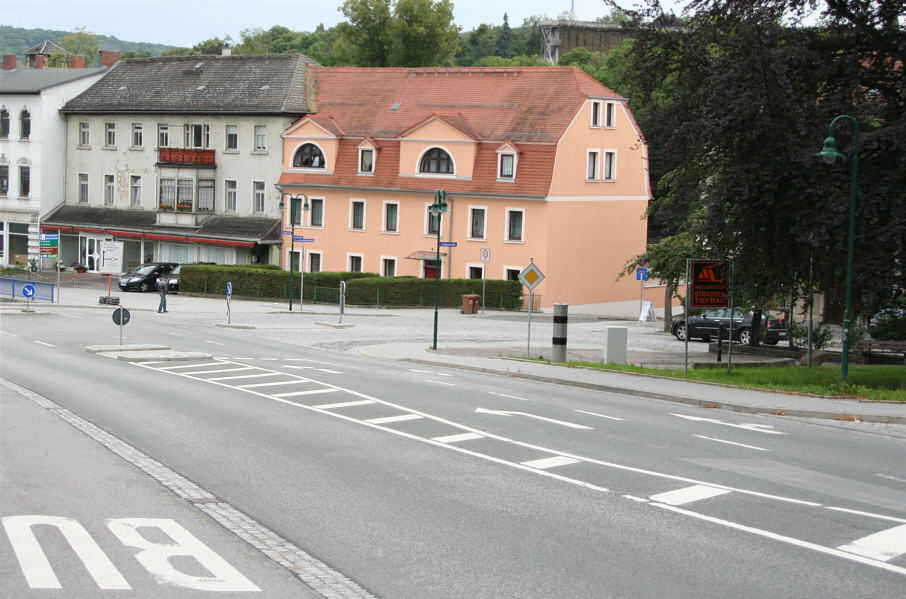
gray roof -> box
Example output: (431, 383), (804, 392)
(0, 68), (107, 93)
(42, 205), (281, 244)
(61, 54), (319, 115)
(25, 40), (70, 56)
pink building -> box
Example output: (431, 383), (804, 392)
(277, 66), (651, 312)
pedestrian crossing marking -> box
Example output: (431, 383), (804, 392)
(433, 432), (484, 443)
(271, 388), (338, 398)
(366, 414), (423, 424)
(314, 399), (376, 409)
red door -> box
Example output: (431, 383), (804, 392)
(424, 264), (438, 279)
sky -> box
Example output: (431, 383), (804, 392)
(0, 0), (683, 48)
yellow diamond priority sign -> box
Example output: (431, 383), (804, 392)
(518, 262), (545, 291)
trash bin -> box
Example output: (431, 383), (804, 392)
(461, 294), (480, 314)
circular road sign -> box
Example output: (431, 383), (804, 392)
(22, 284), (36, 298)
(226, 281), (232, 297)
(112, 306), (131, 325)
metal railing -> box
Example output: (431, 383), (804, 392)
(0, 277), (55, 302)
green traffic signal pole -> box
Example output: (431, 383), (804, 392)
(816, 115), (859, 383)
(431, 190), (447, 350)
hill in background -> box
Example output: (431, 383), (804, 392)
(0, 25), (175, 62)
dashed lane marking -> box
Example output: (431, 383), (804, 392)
(433, 432), (484, 443)
(366, 414), (423, 425)
(272, 389), (338, 398)
(650, 485), (733, 506)
(694, 435), (768, 451)
(315, 399), (376, 409)
(575, 409), (624, 421)
(522, 456), (581, 470)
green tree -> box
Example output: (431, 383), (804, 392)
(61, 26), (98, 63)
(457, 24), (499, 65)
(496, 13), (514, 58)
(389, 0), (459, 66)
(337, 0), (393, 66)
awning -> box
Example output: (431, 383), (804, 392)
(406, 250), (447, 260)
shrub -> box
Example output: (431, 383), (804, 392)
(790, 321), (835, 350)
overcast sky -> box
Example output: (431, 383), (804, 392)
(0, 0), (682, 48)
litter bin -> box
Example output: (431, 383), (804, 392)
(461, 294), (480, 314)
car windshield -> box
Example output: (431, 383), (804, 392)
(131, 265), (157, 275)
(171, 265), (181, 275)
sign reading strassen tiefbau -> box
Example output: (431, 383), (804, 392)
(689, 260), (729, 308)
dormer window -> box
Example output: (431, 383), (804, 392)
(419, 147), (453, 174)
(498, 154), (515, 180)
(359, 148), (374, 173)
(293, 143), (326, 168)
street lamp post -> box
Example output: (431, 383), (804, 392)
(816, 114), (859, 383)
(430, 190), (447, 350)
(278, 192), (309, 312)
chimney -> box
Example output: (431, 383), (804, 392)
(221, 46), (231, 57)
(3, 54), (16, 70)
(70, 55), (86, 69)
(35, 55), (46, 69)
(99, 50), (121, 68)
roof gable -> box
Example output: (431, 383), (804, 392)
(399, 114), (479, 141)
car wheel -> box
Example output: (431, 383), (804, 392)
(738, 327), (752, 345)
(674, 323), (687, 341)
(139, 281), (150, 292)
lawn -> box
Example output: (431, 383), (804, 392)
(551, 361), (906, 402)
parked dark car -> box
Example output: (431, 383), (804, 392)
(166, 262), (215, 294)
(868, 306), (906, 339)
(118, 262), (178, 292)
(672, 308), (787, 345)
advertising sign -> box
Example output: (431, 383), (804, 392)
(690, 260), (729, 308)
(99, 240), (125, 275)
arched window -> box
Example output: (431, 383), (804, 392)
(419, 148), (453, 174)
(19, 109), (31, 139)
(293, 143), (325, 168)
(0, 109), (9, 138)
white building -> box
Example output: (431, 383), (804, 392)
(47, 53), (317, 270)
(0, 56), (106, 267)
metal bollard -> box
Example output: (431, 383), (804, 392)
(552, 303), (568, 362)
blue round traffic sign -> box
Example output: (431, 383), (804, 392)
(226, 281), (232, 297)
(22, 284), (36, 298)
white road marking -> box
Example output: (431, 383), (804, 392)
(575, 409), (624, 421)
(272, 388), (338, 398)
(205, 340), (226, 346)
(239, 380), (311, 389)
(366, 414), (423, 424)
(316, 368), (342, 374)
(408, 369), (431, 373)
(433, 432), (484, 443)
(652, 503), (906, 575)
(694, 435), (768, 451)
(284, 365), (315, 370)
(650, 485), (732, 506)
(428, 380), (456, 386)
(489, 391), (529, 401)
(314, 399), (376, 409)
(160, 362), (223, 370)
(671, 413), (786, 434)
(825, 507), (906, 524)
(475, 407), (593, 430)
(837, 524), (906, 562)
(287, 358), (339, 366)
(34, 341), (55, 347)
(522, 456), (581, 470)
(877, 473), (906, 484)
(181, 367), (255, 375)
(209, 372), (282, 382)
(435, 372), (453, 377)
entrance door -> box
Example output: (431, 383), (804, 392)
(79, 235), (107, 272)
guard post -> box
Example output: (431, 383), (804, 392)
(552, 303), (568, 362)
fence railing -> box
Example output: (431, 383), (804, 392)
(0, 277), (55, 302)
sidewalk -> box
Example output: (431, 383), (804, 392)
(4, 272), (904, 425)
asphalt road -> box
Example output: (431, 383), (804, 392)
(2, 304), (905, 597)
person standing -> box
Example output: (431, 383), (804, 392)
(157, 276), (168, 313)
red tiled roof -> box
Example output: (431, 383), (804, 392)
(281, 66), (620, 197)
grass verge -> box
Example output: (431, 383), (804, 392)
(533, 360), (906, 402)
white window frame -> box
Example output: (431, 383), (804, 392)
(504, 266), (522, 281)
(381, 256), (397, 277)
(78, 122), (89, 147)
(18, 165), (29, 197)
(157, 124), (169, 148)
(253, 125), (267, 152)
(466, 263), (484, 279)
(197, 179), (215, 212)
(103, 174), (115, 206)
(308, 197), (324, 227)
(590, 100), (602, 128)
(104, 122), (115, 148)
(604, 101), (616, 128)
(130, 175), (141, 207)
(349, 199), (366, 231)
(358, 147), (374, 174)
(425, 202), (443, 237)
(225, 124), (238, 152)
(184, 123), (210, 149)
(505, 208), (525, 243)
(131, 123), (143, 148)
(603, 150), (617, 181)
(586, 150), (599, 181)
(252, 180), (265, 214)
(468, 206), (487, 241)
(292, 142), (326, 169)
(78, 173), (89, 203)
(347, 253), (364, 273)
(224, 179), (237, 212)
(497, 153), (516, 181)
(308, 251), (322, 273)
(416, 146), (456, 178)
(382, 201), (399, 234)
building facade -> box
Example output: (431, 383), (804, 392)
(0, 58), (106, 268)
(278, 66), (651, 311)
(45, 53), (317, 270)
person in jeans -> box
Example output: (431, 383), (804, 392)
(157, 276), (169, 313)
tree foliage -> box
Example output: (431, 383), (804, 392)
(613, 0), (906, 318)
(61, 27), (98, 61)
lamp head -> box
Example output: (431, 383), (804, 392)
(816, 136), (843, 164)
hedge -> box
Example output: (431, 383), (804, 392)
(179, 265), (523, 310)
